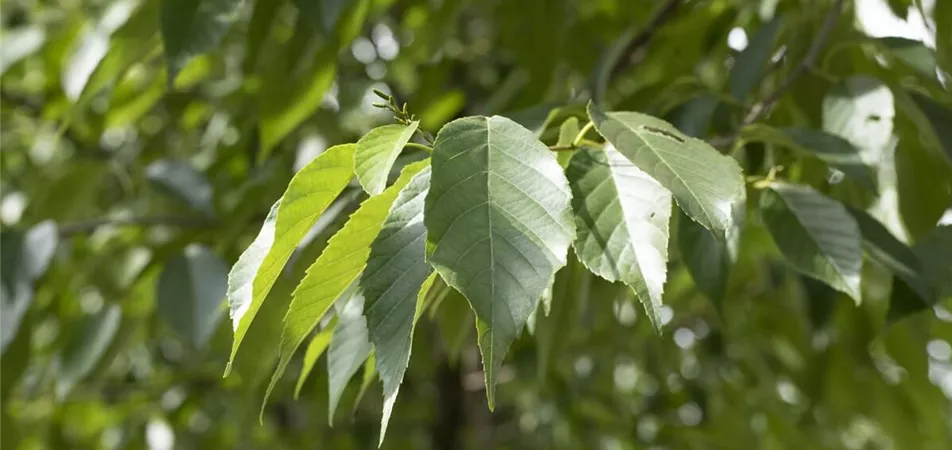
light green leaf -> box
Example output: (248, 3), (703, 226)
(587, 102), (745, 237)
(424, 116), (575, 409)
(145, 159), (215, 215)
(741, 124), (877, 189)
(157, 244), (228, 349)
(729, 17), (782, 102)
(327, 288), (372, 424)
(760, 182), (863, 302)
(359, 167), (433, 442)
(555, 117), (579, 168)
(567, 146), (671, 333)
(355, 122), (421, 195)
(293, 317), (336, 399)
(56, 304), (122, 398)
(260, 160), (428, 412)
(160, 0), (243, 84)
(225, 144), (354, 375)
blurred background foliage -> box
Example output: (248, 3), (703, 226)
(1, 0), (951, 448)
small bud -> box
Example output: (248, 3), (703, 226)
(372, 102), (387, 108)
(372, 88), (390, 100)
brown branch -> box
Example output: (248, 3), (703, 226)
(58, 215), (215, 236)
(608, 0), (683, 81)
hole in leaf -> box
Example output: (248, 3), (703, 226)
(867, 114), (881, 122)
(642, 126), (685, 143)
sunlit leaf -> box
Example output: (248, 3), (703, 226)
(588, 102), (745, 237)
(355, 122), (420, 195)
(567, 145), (671, 333)
(424, 116), (574, 408)
(225, 144), (354, 375)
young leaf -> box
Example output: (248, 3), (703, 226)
(327, 289), (372, 424)
(160, 0), (243, 84)
(355, 122), (421, 195)
(760, 182), (863, 302)
(226, 144), (354, 376)
(359, 167), (433, 442)
(555, 117), (579, 168)
(424, 116), (575, 409)
(157, 244), (228, 349)
(741, 125), (877, 190)
(567, 146), (671, 333)
(260, 160), (429, 411)
(294, 317), (337, 399)
(587, 102), (745, 237)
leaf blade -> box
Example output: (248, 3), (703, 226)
(355, 122), (421, 195)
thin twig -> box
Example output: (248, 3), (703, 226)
(58, 215), (215, 236)
(609, 0), (683, 81)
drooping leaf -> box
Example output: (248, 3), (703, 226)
(741, 125), (877, 189)
(679, 209), (734, 307)
(424, 116), (575, 409)
(359, 167), (433, 442)
(261, 160), (428, 411)
(56, 304), (122, 398)
(888, 225), (952, 322)
(327, 288), (372, 425)
(728, 17), (782, 102)
(294, 317), (337, 399)
(160, 0), (243, 84)
(587, 102), (745, 237)
(145, 159), (215, 216)
(567, 145), (671, 333)
(760, 182), (863, 302)
(908, 92), (952, 166)
(157, 244), (229, 349)
(355, 122), (421, 195)
(225, 144), (354, 375)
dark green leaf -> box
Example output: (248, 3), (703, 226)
(567, 146), (671, 333)
(847, 208), (932, 303)
(157, 244), (228, 349)
(588, 102), (745, 237)
(146, 159), (215, 216)
(424, 116), (574, 409)
(908, 92), (952, 166)
(729, 17), (782, 102)
(160, 0), (243, 84)
(360, 167), (432, 441)
(56, 304), (122, 397)
(760, 182), (863, 302)
(678, 209), (734, 306)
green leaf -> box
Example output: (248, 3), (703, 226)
(74, 0), (159, 109)
(327, 287), (372, 425)
(728, 17), (782, 102)
(434, 287), (473, 366)
(1, 232), (32, 354)
(261, 160), (428, 412)
(555, 117), (579, 168)
(936, 0), (952, 77)
(888, 225), (952, 321)
(56, 304), (122, 398)
(741, 125), (877, 189)
(355, 122), (421, 195)
(908, 92), (952, 166)
(160, 0), (243, 84)
(877, 37), (938, 80)
(294, 317), (336, 399)
(157, 244), (228, 349)
(353, 352), (376, 412)
(145, 160), (215, 216)
(359, 167), (433, 442)
(229, 276), (294, 388)
(225, 144), (354, 375)
(846, 208), (933, 303)
(678, 209), (734, 307)
(822, 76), (895, 155)
(567, 146), (671, 333)
(760, 182), (863, 302)
(535, 253), (587, 381)
(587, 102), (745, 237)
(424, 116), (575, 409)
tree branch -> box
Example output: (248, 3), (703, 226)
(58, 215), (215, 236)
(608, 0), (682, 81)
